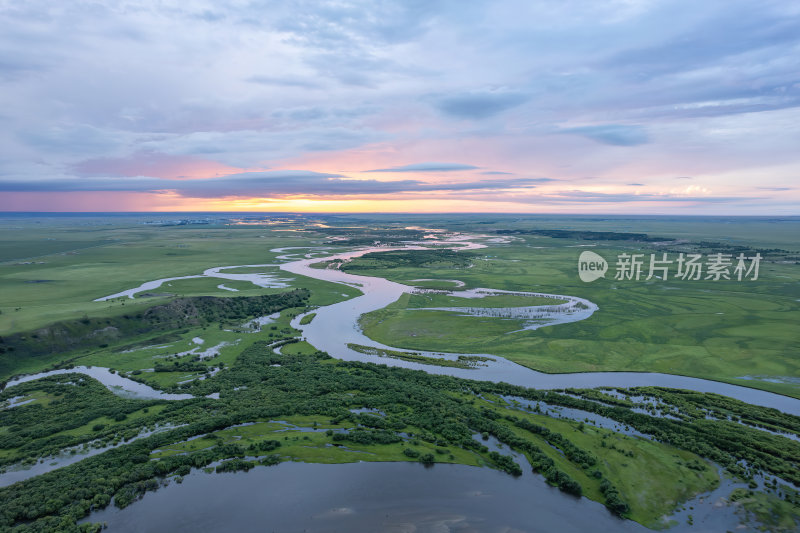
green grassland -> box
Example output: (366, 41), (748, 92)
(2, 214), (797, 396)
(404, 292), (567, 308)
(278, 339), (320, 356)
(351, 234), (800, 398)
(352, 213), (800, 251)
(347, 342), (492, 368)
(0, 220), (359, 381)
(0, 221), (359, 335)
(403, 278), (465, 289)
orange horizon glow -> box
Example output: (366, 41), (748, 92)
(3, 190), (792, 215)
(3, 139), (796, 215)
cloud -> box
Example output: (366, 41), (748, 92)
(547, 190), (760, 204)
(559, 125), (649, 146)
(468, 190), (767, 205)
(1, 1), (799, 214)
(0, 57), (47, 80)
(757, 186), (792, 191)
(433, 90), (529, 119)
(134, 127), (387, 167)
(245, 75), (322, 89)
(367, 162), (480, 172)
(17, 124), (131, 156)
(0, 172), (546, 198)
(303, 51), (391, 87)
(627, 183), (644, 186)
(604, 7), (800, 81)
(72, 151), (245, 180)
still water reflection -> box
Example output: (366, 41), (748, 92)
(85, 461), (649, 533)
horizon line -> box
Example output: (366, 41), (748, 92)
(1, 211), (799, 218)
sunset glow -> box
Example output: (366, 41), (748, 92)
(1, 1), (798, 214)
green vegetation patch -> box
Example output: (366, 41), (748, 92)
(0, 290), (309, 380)
(342, 249), (475, 271)
(729, 487), (800, 532)
(347, 343), (491, 369)
(406, 292), (567, 308)
(2, 337), (794, 531)
(502, 407), (716, 526)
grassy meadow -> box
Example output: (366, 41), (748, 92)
(349, 223), (800, 398)
(0, 218), (357, 336)
(2, 214), (798, 398)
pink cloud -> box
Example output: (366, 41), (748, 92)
(0, 191), (173, 212)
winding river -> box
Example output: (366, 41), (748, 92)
(6, 234), (800, 419)
(280, 240), (800, 416)
(5, 366), (193, 400)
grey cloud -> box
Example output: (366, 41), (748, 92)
(137, 127), (385, 167)
(469, 190), (766, 205)
(276, 108), (326, 121)
(589, 3), (800, 121)
(0, 58), (47, 80)
(273, 0), (437, 47)
(17, 124), (130, 156)
(304, 51), (393, 87)
(193, 10), (227, 23)
(625, 92), (800, 121)
(246, 76), (322, 89)
(0, 172), (545, 198)
(433, 90), (529, 119)
(367, 162), (480, 173)
(605, 8), (800, 81)
(559, 125), (649, 147)
(272, 106), (375, 122)
(268, 0), (439, 87)
(549, 190), (760, 204)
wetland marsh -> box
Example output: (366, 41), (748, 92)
(1, 213), (798, 532)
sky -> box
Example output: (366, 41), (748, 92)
(1, 0), (799, 214)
